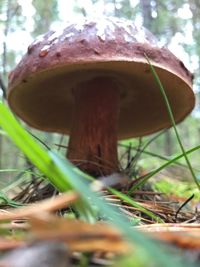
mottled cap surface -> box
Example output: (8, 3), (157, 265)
(7, 17), (195, 139)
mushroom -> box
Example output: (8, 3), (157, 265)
(7, 17), (194, 177)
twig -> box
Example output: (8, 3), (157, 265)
(175, 194), (194, 222)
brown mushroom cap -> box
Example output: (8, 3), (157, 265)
(7, 17), (195, 139)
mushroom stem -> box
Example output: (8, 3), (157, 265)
(67, 77), (120, 177)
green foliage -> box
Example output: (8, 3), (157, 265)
(0, 0), (25, 29)
(32, 0), (59, 36)
(149, 0), (187, 38)
(154, 178), (199, 198)
(112, 0), (135, 18)
(0, 0), (25, 76)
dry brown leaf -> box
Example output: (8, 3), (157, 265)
(136, 223), (200, 249)
(30, 215), (200, 252)
(0, 191), (78, 221)
(29, 213), (130, 253)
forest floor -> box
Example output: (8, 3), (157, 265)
(0, 166), (199, 267)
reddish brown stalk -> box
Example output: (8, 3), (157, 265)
(67, 77), (120, 177)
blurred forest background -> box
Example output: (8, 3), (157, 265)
(1, 0), (200, 185)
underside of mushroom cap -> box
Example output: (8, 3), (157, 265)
(7, 17), (195, 139)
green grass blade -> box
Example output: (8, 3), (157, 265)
(129, 144), (200, 192)
(145, 54), (200, 191)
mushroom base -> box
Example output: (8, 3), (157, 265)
(67, 77), (120, 177)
